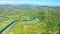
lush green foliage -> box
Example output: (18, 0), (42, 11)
(0, 6), (60, 34)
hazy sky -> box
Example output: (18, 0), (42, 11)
(0, 0), (60, 6)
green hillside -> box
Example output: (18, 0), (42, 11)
(0, 6), (60, 34)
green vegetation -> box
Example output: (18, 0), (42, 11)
(0, 6), (60, 34)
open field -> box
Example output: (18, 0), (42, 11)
(0, 6), (60, 34)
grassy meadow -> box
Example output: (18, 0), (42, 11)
(0, 5), (60, 34)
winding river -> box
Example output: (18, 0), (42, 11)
(0, 16), (36, 34)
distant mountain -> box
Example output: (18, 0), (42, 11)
(0, 4), (60, 8)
